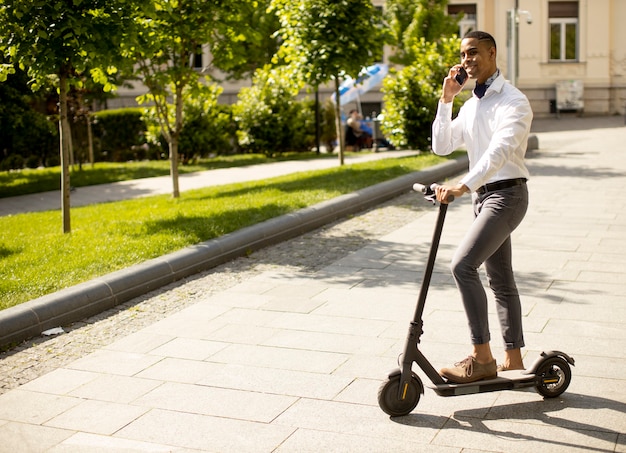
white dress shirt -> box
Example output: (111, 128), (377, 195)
(431, 73), (533, 192)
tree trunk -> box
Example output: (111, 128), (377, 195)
(59, 71), (72, 233)
(169, 83), (184, 198)
(87, 111), (95, 168)
(169, 139), (180, 198)
(334, 78), (344, 166)
(315, 88), (320, 155)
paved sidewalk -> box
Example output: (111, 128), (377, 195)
(0, 150), (419, 217)
(0, 116), (625, 452)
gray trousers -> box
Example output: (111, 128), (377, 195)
(451, 184), (528, 350)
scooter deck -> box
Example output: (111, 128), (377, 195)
(425, 370), (536, 397)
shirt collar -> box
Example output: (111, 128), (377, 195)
(482, 69), (500, 88)
(474, 69), (502, 98)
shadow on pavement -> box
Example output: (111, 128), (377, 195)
(392, 392), (625, 452)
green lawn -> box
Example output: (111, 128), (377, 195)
(0, 153), (453, 310)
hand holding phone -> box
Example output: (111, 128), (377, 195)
(455, 67), (468, 85)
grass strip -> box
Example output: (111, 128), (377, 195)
(0, 153), (452, 310)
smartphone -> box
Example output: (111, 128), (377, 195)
(455, 67), (468, 85)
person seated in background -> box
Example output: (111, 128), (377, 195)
(345, 109), (373, 150)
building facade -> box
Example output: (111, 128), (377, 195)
(445, 0), (626, 117)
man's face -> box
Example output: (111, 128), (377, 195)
(460, 37), (497, 83)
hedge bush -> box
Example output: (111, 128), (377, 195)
(234, 66), (319, 156)
(92, 108), (155, 162)
(177, 85), (238, 159)
(0, 69), (58, 170)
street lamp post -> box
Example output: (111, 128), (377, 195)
(507, 1), (532, 87)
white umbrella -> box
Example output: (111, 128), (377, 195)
(331, 63), (389, 106)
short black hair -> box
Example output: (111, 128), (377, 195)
(463, 30), (497, 50)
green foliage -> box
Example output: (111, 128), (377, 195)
(210, 0), (281, 81)
(0, 154), (24, 171)
(179, 104), (236, 159)
(0, 69), (58, 169)
(0, 0), (152, 231)
(271, 0), (387, 85)
(377, 0), (463, 151)
(0, 153), (450, 309)
(92, 108), (152, 162)
(140, 83), (236, 159)
(0, 0), (143, 89)
(233, 65), (314, 156)
(131, 0), (256, 197)
(132, 0), (254, 142)
(270, 0), (389, 163)
(385, 0), (460, 66)
(381, 37), (467, 150)
(319, 99), (338, 151)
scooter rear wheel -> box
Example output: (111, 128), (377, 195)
(378, 372), (422, 416)
(534, 356), (571, 398)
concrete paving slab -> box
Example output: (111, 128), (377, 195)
(45, 400), (149, 435)
(0, 423), (74, 453)
(0, 390), (81, 425)
(114, 408), (295, 452)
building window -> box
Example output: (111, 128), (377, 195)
(191, 44), (204, 70)
(448, 4), (477, 38)
(549, 1), (578, 61)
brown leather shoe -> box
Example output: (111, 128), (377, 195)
(440, 356), (497, 383)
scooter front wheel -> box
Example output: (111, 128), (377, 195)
(378, 372), (422, 416)
(534, 356), (572, 398)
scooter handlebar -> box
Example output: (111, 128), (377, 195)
(412, 183), (454, 203)
(412, 183), (436, 195)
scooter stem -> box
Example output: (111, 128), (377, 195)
(412, 201), (449, 334)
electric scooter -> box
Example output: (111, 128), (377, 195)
(377, 183), (575, 417)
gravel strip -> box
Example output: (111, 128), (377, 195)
(0, 191), (427, 394)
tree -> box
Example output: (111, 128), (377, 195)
(379, 0), (462, 150)
(130, 0), (254, 198)
(210, 0), (281, 81)
(270, 0), (387, 165)
(0, 0), (146, 233)
(385, 0), (460, 66)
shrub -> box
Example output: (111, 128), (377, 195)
(25, 155), (41, 169)
(0, 69), (58, 169)
(0, 154), (24, 171)
(381, 36), (466, 151)
(45, 155), (60, 167)
(178, 85), (237, 158)
(319, 99), (338, 152)
(233, 65), (313, 156)
(140, 83), (236, 161)
(92, 108), (149, 161)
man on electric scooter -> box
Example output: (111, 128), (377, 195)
(431, 31), (533, 383)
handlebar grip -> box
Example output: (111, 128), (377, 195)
(412, 182), (439, 194)
(413, 182), (454, 203)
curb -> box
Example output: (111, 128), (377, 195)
(0, 156), (468, 348)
